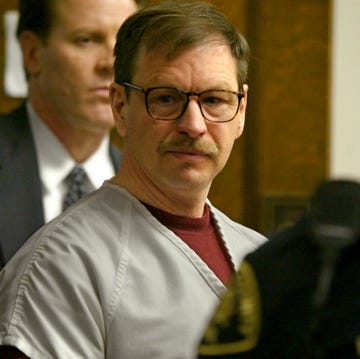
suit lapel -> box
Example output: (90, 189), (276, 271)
(0, 104), (44, 264)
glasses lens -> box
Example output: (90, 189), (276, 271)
(147, 88), (186, 120)
(200, 90), (239, 122)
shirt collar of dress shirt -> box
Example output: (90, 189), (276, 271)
(27, 101), (115, 194)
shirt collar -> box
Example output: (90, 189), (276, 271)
(27, 102), (115, 193)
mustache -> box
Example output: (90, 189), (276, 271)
(158, 137), (219, 157)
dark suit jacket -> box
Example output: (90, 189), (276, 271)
(0, 103), (122, 267)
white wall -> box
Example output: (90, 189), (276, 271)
(330, 0), (360, 181)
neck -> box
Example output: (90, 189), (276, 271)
(111, 155), (209, 218)
(30, 100), (108, 163)
(49, 123), (107, 163)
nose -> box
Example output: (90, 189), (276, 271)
(96, 41), (114, 75)
(176, 98), (207, 138)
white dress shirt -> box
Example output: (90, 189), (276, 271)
(27, 102), (115, 222)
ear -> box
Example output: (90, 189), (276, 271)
(18, 31), (43, 75)
(110, 82), (127, 137)
(235, 84), (248, 139)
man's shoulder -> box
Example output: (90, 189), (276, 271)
(0, 103), (29, 135)
(43, 185), (135, 236)
(0, 103), (33, 165)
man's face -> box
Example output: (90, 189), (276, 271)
(112, 41), (248, 197)
(27, 0), (137, 134)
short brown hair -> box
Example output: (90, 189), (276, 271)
(113, 0), (250, 88)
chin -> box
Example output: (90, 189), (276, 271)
(168, 177), (209, 192)
(86, 112), (114, 129)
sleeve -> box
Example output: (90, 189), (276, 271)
(0, 229), (107, 359)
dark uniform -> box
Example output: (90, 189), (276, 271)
(198, 181), (360, 358)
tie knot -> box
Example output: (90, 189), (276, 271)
(63, 166), (88, 210)
(66, 166), (87, 186)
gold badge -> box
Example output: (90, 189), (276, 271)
(356, 335), (360, 356)
(198, 261), (261, 355)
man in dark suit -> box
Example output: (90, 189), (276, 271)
(0, 0), (138, 267)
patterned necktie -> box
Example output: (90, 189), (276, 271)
(62, 166), (88, 211)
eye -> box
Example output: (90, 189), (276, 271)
(203, 96), (222, 104)
(73, 36), (90, 46)
(157, 94), (176, 104)
(201, 91), (237, 106)
(80, 36), (91, 43)
(150, 89), (183, 105)
(202, 93), (226, 105)
(73, 33), (99, 46)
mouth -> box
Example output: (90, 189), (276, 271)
(165, 150), (209, 164)
(167, 148), (209, 157)
(92, 87), (110, 99)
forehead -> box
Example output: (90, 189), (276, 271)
(52, 0), (137, 29)
(134, 42), (238, 89)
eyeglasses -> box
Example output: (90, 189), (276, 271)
(122, 82), (244, 123)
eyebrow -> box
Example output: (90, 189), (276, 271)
(144, 82), (238, 92)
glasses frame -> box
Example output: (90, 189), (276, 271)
(122, 82), (244, 123)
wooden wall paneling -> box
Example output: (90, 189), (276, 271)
(244, 0), (330, 233)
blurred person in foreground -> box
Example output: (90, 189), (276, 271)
(0, 0), (138, 267)
(198, 180), (360, 358)
(0, 1), (266, 358)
